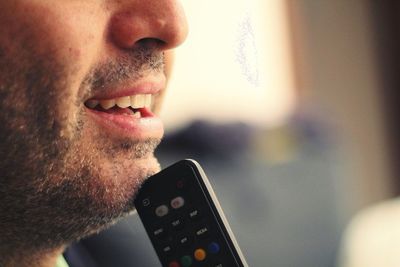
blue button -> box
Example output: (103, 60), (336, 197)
(208, 242), (220, 254)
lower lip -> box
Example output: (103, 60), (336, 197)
(86, 108), (164, 140)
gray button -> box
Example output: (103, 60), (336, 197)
(155, 205), (169, 217)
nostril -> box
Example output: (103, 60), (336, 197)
(134, 38), (166, 50)
(109, 5), (187, 51)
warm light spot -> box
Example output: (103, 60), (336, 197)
(162, 0), (296, 129)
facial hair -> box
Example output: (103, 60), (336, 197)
(0, 38), (165, 257)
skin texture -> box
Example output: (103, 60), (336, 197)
(0, 1), (187, 266)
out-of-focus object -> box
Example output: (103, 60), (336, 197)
(336, 1), (400, 266)
(289, 0), (395, 213)
(338, 198), (400, 267)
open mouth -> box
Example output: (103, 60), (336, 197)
(84, 94), (153, 118)
(83, 89), (164, 139)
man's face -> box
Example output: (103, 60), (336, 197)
(0, 0), (187, 250)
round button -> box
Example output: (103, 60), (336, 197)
(169, 261), (180, 267)
(171, 196), (185, 209)
(208, 242), (221, 254)
(155, 205), (169, 217)
(194, 248), (207, 261)
(180, 255), (192, 267)
(176, 179), (185, 189)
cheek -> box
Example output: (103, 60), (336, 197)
(22, 3), (108, 114)
(9, 2), (106, 87)
(1, 2), (109, 138)
(44, 9), (104, 80)
(68, 47), (82, 59)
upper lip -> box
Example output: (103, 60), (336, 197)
(85, 76), (166, 101)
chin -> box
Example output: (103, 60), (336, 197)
(36, 153), (162, 245)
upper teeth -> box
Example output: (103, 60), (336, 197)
(86, 94), (152, 110)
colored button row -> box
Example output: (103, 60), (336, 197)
(155, 196), (185, 217)
(168, 242), (221, 267)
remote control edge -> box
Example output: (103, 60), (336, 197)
(183, 159), (249, 267)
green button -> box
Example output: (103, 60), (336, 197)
(181, 255), (192, 267)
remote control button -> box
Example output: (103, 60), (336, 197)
(194, 248), (207, 261)
(142, 198), (150, 207)
(170, 218), (185, 230)
(195, 226), (210, 239)
(188, 208), (201, 221)
(171, 197), (185, 209)
(176, 179), (185, 189)
(161, 244), (174, 256)
(212, 263), (223, 267)
(208, 242), (220, 254)
(168, 261), (180, 267)
(152, 226), (167, 239)
(155, 205), (169, 217)
(180, 255), (192, 267)
(178, 235), (193, 247)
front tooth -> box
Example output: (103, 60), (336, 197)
(131, 95), (145, 109)
(99, 99), (116, 110)
(86, 99), (99, 109)
(116, 96), (131, 108)
(144, 94), (152, 108)
(133, 111), (141, 119)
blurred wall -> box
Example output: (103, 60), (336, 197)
(369, 1), (400, 196)
(288, 0), (394, 213)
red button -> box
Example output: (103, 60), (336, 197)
(176, 179), (184, 189)
(169, 261), (180, 267)
(171, 197), (185, 209)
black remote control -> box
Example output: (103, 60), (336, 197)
(134, 159), (249, 267)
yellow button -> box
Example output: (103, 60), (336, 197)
(194, 248), (206, 261)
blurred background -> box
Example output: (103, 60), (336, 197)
(80, 1), (400, 267)
(157, 0), (399, 266)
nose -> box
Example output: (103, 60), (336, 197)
(109, 0), (188, 51)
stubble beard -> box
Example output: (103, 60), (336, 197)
(0, 42), (165, 258)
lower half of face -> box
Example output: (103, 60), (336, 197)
(0, 41), (163, 251)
